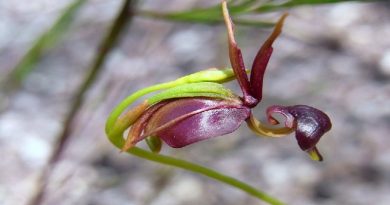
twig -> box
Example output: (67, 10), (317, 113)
(27, 1), (137, 205)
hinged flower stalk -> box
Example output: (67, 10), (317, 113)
(106, 1), (331, 162)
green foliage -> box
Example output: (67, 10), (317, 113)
(254, 0), (374, 12)
(9, 0), (87, 83)
(139, 0), (378, 26)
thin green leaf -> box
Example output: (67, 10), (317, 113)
(138, 0), (381, 25)
(138, 9), (273, 26)
(9, 0), (87, 83)
(254, 0), (375, 12)
(137, 0), (259, 25)
(233, 18), (274, 27)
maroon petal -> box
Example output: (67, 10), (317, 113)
(222, 2), (257, 107)
(145, 98), (251, 148)
(121, 101), (169, 152)
(249, 47), (273, 101)
(250, 14), (287, 101)
(267, 105), (332, 155)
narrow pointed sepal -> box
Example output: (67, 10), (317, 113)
(121, 101), (169, 152)
(222, 1), (256, 106)
(250, 13), (288, 101)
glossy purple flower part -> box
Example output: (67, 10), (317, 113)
(125, 98), (250, 149)
(267, 105), (332, 161)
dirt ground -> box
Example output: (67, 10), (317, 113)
(1, 0), (390, 205)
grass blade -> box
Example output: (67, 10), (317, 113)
(138, 0), (381, 25)
(9, 0), (87, 83)
(254, 0), (375, 12)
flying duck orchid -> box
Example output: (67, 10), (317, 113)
(105, 1), (332, 161)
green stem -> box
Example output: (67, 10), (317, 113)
(107, 129), (285, 205)
(130, 148), (285, 205)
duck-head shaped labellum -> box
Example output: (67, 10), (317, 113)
(266, 105), (332, 161)
(116, 1), (332, 161)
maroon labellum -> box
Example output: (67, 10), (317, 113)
(122, 2), (332, 161)
(144, 98), (249, 148)
(267, 105), (332, 161)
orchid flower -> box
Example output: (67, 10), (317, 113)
(105, 1), (331, 161)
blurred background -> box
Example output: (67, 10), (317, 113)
(0, 0), (389, 205)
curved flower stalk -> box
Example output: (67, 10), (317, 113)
(105, 1), (332, 204)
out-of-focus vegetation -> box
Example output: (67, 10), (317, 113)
(5, 0), (382, 88)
